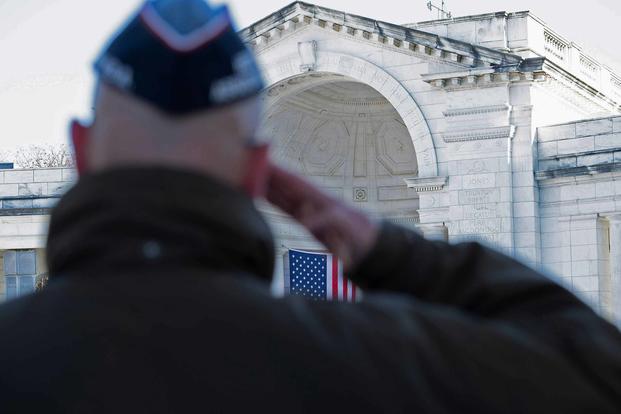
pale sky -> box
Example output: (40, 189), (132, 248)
(1, 0), (620, 150)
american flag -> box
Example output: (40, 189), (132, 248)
(284, 249), (359, 302)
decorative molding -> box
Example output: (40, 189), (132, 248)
(404, 176), (448, 192)
(443, 104), (511, 118)
(443, 126), (516, 143)
(243, 3), (619, 109)
(422, 59), (548, 90)
(240, 2), (524, 68)
(387, 216), (421, 228)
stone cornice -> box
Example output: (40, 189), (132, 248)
(443, 104), (511, 118)
(536, 162), (621, 180)
(422, 57), (546, 89)
(404, 176), (448, 192)
(423, 57), (621, 112)
(240, 2), (523, 68)
(443, 126), (516, 143)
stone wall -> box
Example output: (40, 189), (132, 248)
(0, 167), (75, 251)
(536, 116), (621, 316)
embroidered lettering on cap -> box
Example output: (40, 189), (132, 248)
(210, 51), (264, 103)
(96, 55), (134, 90)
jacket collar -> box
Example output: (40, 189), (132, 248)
(46, 167), (275, 282)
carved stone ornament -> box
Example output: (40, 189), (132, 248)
(442, 126), (516, 143)
(298, 41), (317, 72)
(353, 187), (368, 202)
(404, 176), (448, 193)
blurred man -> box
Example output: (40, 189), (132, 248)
(0, 0), (620, 412)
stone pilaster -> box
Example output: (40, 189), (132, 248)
(608, 215), (621, 324)
(437, 86), (516, 254)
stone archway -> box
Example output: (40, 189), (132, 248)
(258, 51), (441, 294)
(260, 74), (420, 219)
(260, 50), (438, 178)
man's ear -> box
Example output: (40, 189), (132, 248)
(70, 120), (90, 176)
(241, 144), (270, 198)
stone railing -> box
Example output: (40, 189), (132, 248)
(544, 30), (568, 63)
(539, 29), (617, 101)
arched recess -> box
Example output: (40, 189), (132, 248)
(260, 51), (438, 178)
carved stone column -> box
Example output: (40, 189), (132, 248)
(609, 215), (621, 324)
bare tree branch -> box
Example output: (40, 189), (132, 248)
(10, 144), (75, 169)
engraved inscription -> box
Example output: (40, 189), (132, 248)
(463, 205), (498, 219)
(463, 173), (495, 189)
(459, 189), (500, 205)
(460, 219), (501, 234)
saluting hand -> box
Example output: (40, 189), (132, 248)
(265, 163), (378, 271)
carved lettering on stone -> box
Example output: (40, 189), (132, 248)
(464, 205), (498, 219)
(463, 173), (496, 189)
(459, 189), (500, 205)
(460, 219), (502, 234)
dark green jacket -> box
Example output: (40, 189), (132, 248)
(0, 168), (619, 413)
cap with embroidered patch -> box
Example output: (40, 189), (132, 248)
(94, 0), (264, 115)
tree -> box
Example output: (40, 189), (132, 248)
(10, 144), (75, 169)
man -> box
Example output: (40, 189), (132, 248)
(0, 0), (620, 412)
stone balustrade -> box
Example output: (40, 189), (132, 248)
(410, 10), (621, 107)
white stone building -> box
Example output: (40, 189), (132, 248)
(0, 3), (620, 321)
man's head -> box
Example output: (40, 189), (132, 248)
(72, 0), (268, 196)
